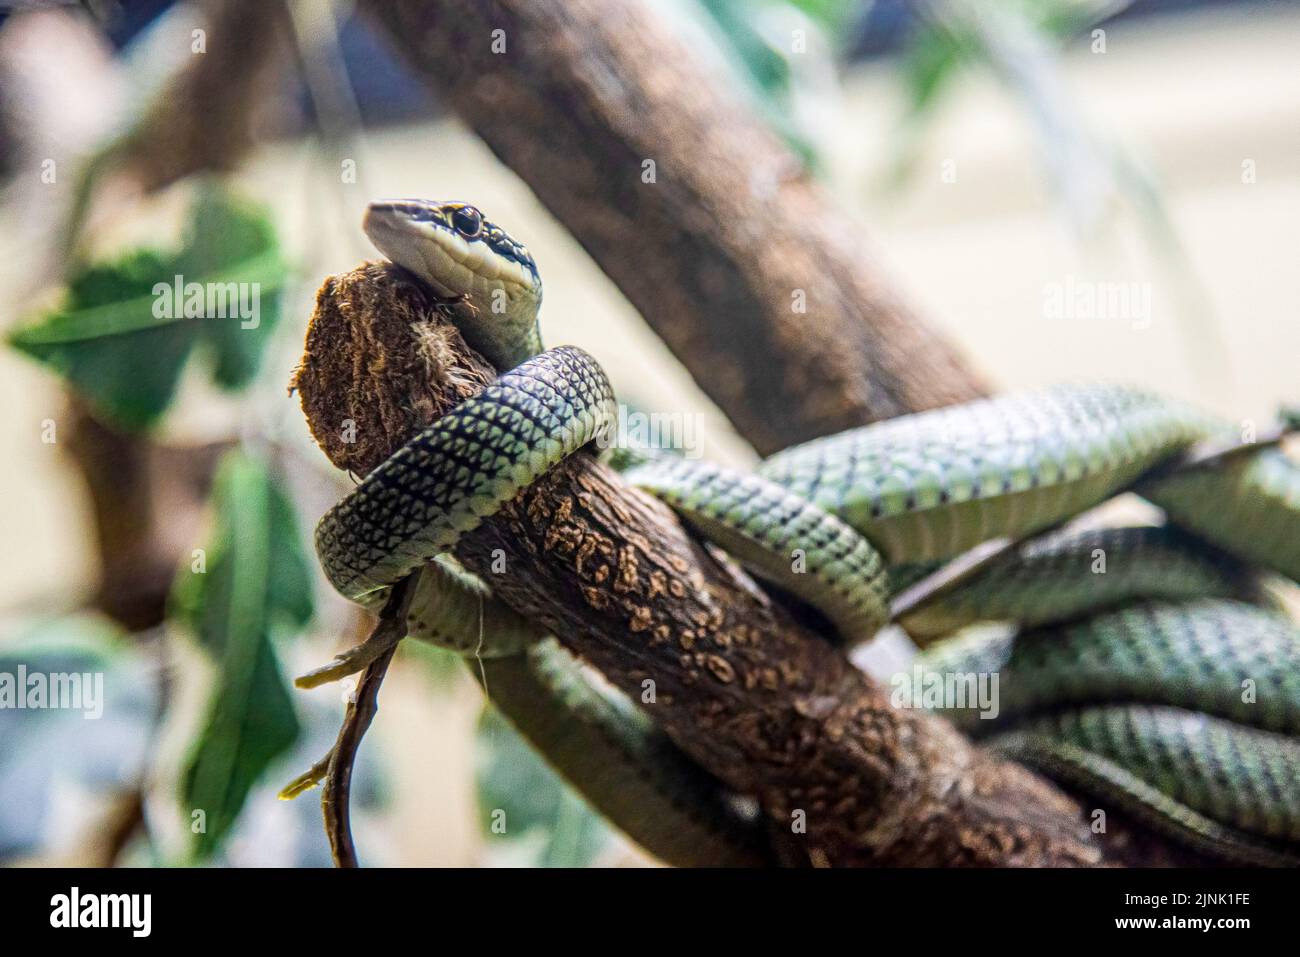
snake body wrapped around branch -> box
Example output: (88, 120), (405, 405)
(308, 199), (1300, 866)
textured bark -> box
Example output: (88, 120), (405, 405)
(295, 266), (1115, 866)
(458, 461), (1106, 866)
(362, 0), (989, 456)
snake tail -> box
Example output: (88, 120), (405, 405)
(477, 639), (773, 867)
(989, 705), (1300, 859)
(990, 717), (1300, 867)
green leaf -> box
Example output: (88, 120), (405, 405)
(8, 184), (289, 431)
(0, 613), (129, 662)
(476, 708), (612, 868)
(898, 21), (967, 121)
(172, 451), (313, 860)
(786, 0), (859, 31)
(176, 188), (288, 390)
(685, 0), (829, 168)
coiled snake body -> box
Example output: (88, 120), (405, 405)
(315, 199), (1300, 865)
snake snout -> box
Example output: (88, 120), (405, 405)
(363, 201), (422, 247)
(363, 202), (461, 298)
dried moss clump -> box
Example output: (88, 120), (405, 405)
(291, 261), (495, 476)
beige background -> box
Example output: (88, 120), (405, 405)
(1, 4), (1296, 864)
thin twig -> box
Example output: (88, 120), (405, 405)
(323, 642), (398, 867)
(304, 575), (416, 867)
(277, 752), (333, 801)
(294, 617), (406, 689)
(889, 421), (1296, 621)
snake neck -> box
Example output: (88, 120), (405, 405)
(510, 321), (546, 368)
(453, 308), (542, 372)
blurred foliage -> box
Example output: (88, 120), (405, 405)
(8, 184), (288, 431)
(786, 0), (863, 26)
(170, 451), (313, 861)
(400, 635), (466, 687)
(893, 1), (1136, 223)
(686, 0), (864, 167)
(4, 168), (318, 860)
(899, 0), (1124, 115)
(890, 0), (1224, 376)
(475, 708), (612, 867)
(0, 615), (157, 862)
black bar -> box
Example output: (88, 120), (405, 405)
(0, 867), (1287, 943)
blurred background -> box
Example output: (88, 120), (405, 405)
(0, 0), (1295, 866)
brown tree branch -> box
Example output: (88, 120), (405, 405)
(88, 0), (292, 196)
(361, 0), (990, 455)
(321, 644), (398, 868)
(320, 578), (415, 868)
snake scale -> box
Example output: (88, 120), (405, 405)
(311, 199), (1300, 866)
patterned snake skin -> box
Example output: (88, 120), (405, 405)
(917, 599), (1300, 736)
(758, 383), (1215, 563)
(899, 525), (1261, 641)
(309, 198), (1300, 866)
(316, 346), (616, 606)
(916, 601), (1300, 862)
(991, 705), (1300, 864)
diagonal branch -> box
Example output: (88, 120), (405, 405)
(294, 264), (1120, 867)
(361, 0), (990, 455)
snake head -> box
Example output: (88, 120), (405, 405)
(364, 199), (543, 370)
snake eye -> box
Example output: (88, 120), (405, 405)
(451, 206), (483, 239)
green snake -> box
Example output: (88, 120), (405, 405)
(312, 198), (1300, 866)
